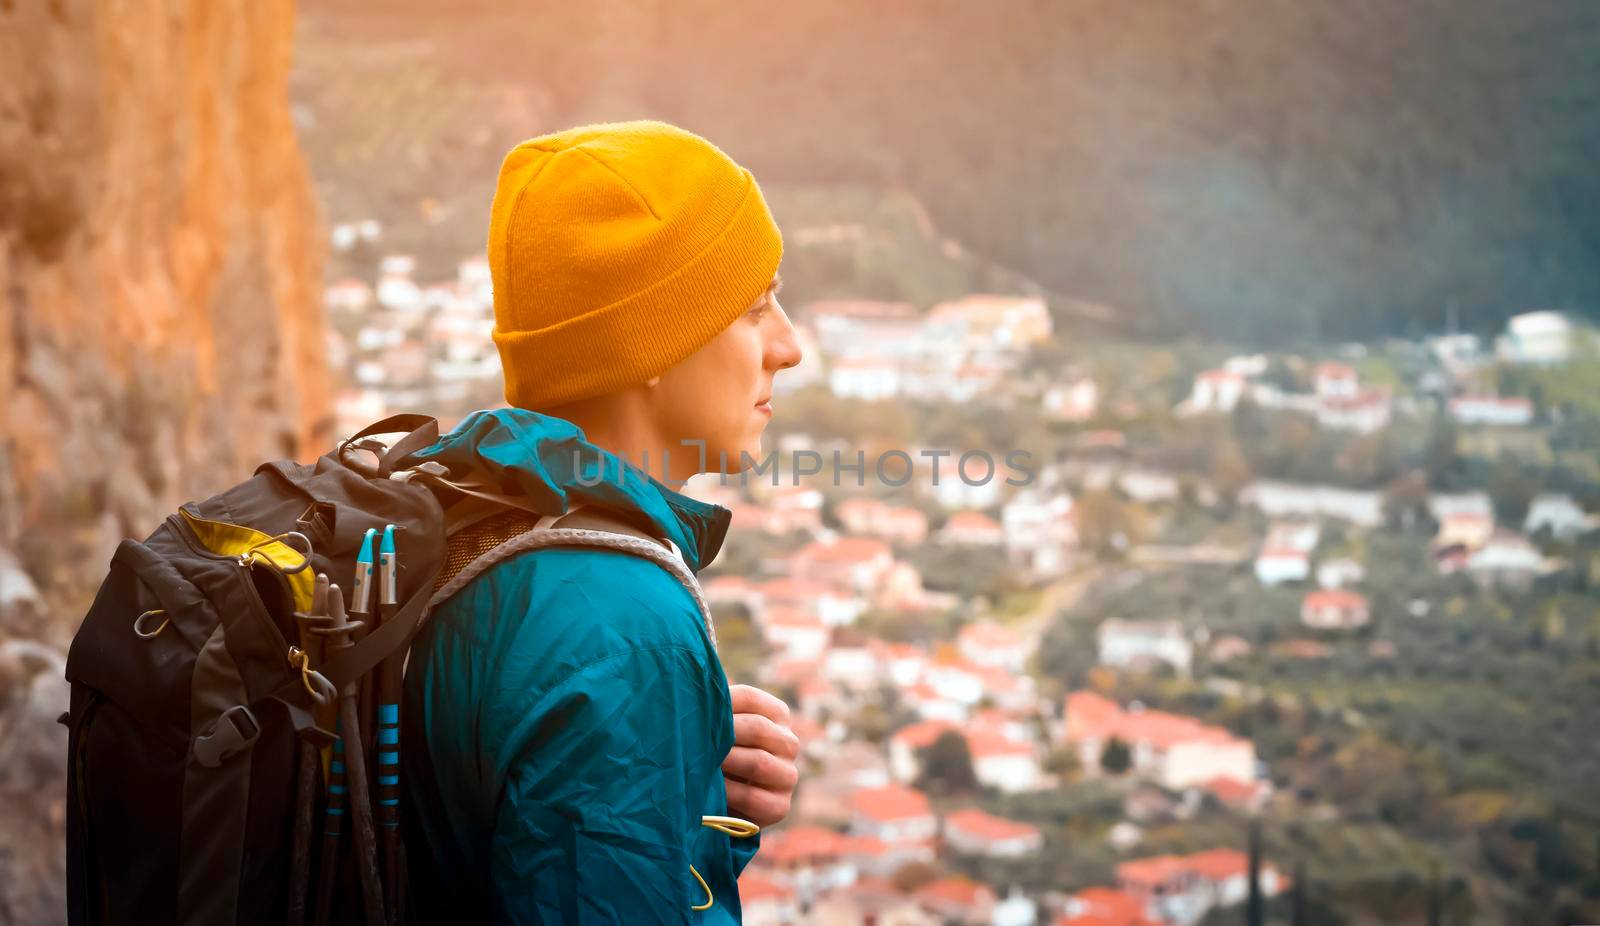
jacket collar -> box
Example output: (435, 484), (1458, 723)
(407, 408), (732, 573)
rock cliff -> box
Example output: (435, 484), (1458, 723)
(0, 1), (327, 920)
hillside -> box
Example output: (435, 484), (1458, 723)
(300, 0), (1600, 344)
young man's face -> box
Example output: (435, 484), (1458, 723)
(651, 275), (801, 474)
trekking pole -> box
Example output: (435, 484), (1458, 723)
(312, 574), (386, 925)
(288, 575), (338, 925)
(311, 533), (377, 925)
(374, 525), (404, 925)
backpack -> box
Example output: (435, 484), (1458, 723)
(61, 413), (704, 925)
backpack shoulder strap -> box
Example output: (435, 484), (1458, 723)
(428, 504), (715, 647)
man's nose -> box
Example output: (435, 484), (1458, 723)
(767, 316), (803, 371)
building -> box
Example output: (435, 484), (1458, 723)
(1497, 310), (1573, 365)
(1436, 511), (1494, 551)
(1181, 369), (1247, 414)
(835, 498), (930, 545)
(1058, 887), (1160, 926)
(1001, 488), (1078, 576)
(793, 537), (895, 595)
(1525, 493), (1595, 539)
(968, 730), (1044, 793)
(957, 620), (1029, 673)
(1097, 619), (1194, 674)
(1064, 692), (1257, 791)
(1315, 557), (1365, 589)
(738, 872), (799, 926)
(849, 785), (937, 862)
(1301, 589), (1371, 629)
(888, 720), (958, 783)
(1254, 547), (1310, 585)
(943, 809), (1043, 858)
(1044, 376), (1100, 422)
(914, 877), (997, 926)
(1241, 481), (1385, 528)
(1449, 395), (1534, 427)
(1316, 391), (1392, 433)
(1118, 850), (1285, 925)
(1313, 361), (1359, 399)
(937, 511), (1005, 546)
(829, 356), (902, 401)
(1466, 532), (1546, 589)
(759, 607), (831, 660)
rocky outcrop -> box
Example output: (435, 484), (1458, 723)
(1, 2), (327, 919)
(0, 0), (329, 631)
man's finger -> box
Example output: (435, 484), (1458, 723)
(731, 713), (800, 760)
(721, 746), (799, 792)
(729, 684), (791, 725)
(724, 777), (791, 828)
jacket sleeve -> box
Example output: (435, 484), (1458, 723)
(485, 643), (736, 924)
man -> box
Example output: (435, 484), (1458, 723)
(401, 121), (804, 923)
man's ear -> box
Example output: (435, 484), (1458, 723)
(646, 375), (662, 387)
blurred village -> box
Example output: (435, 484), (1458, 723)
(318, 217), (1600, 925)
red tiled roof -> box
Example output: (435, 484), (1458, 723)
(800, 537), (893, 564)
(944, 808), (1040, 843)
(738, 870), (796, 903)
(1206, 776), (1260, 805)
(943, 511), (1001, 531)
(1185, 848), (1250, 881)
(916, 876), (994, 908)
(891, 720), (960, 750)
(958, 620), (1021, 649)
(761, 825), (849, 864)
(1303, 589), (1367, 610)
(966, 730), (1035, 759)
(851, 784), (932, 823)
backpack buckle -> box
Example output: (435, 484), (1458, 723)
(193, 705), (261, 767)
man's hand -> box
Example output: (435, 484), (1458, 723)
(721, 684), (800, 827)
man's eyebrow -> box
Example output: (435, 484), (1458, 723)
(769, 273), (783, 294)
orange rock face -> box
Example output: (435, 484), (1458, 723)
(0, 0), (328, 623)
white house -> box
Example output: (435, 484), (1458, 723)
(968, 731), (1044, 793)
(956, 621), (1029, 673)
(888, 720), (958, 783)
(1181, 369), (1247, 414)
(1001, 487), (1077, 576)
(1497, 310), (1573, 365)
(1241, 481), (1385, 528)
(942, 809), (1043, 858)
(1467, 532), (1546, 589)
(1255, 547), (1310, 585)
(1064, 692), (1258, 791)
(759, 607), (830, 660)
(835, 498), (930, 545)
(1044, 376), (1100, 422)
(829, 356), (902, 401)
(1301, 589), (1371, 629)
(937, 511), (1005, 546)
(1313, 361), (1359, 399)
(1449, 395), (1534, 427)
(1097, 619), (1194, 674)
(849, 785), (938, 847)
(1525, 493), (1594, 539)
(738, 872), (799, 926)
(1316, 557), (1366, 588)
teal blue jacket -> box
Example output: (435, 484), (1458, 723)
(400, 409), (756, 924)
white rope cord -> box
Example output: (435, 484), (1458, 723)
(426, 525), (717, 648)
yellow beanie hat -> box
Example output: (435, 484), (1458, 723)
(486, 120), (784, 410)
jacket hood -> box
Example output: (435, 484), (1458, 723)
(407, 408), (733, 573)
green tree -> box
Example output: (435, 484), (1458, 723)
(1100, 736), (1133, 775)
(917, 730), (979, 795)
